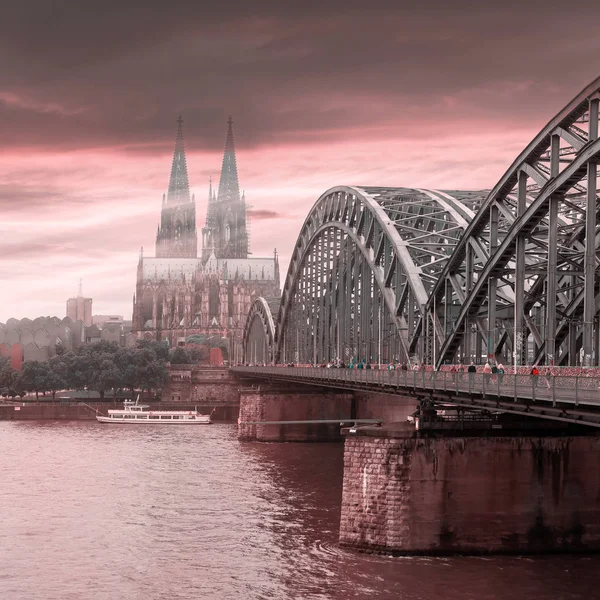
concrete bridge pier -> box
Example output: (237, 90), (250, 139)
(340, 427), (600, 555)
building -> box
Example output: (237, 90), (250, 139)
(0, 316), (86, 368)
(131, 116), (280, 360)
(92, 315), (124, 327)
(0, 313), (134, 370)
(66, 287), (92, 327)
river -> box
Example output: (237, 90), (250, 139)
(0, 422), (597, 599)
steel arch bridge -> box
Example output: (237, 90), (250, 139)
(243, 77), (600, 369)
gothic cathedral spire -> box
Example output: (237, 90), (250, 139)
(167, 114), (191, 205)
(217, 116), (241, 204)
(202, 116), (249, 261)
(156, 116), (197, 258)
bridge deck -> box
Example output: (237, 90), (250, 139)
(231, 366), (600, 428)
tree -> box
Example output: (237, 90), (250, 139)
(115, 348), (139, 399)
(21, 361), (50, 400)
(170, 347), (191, 364)
(94, 358), (122, 400)
(0, 357), (20, 398)
(186, 334), (206, 344)
(189, 345), (208, 362)
(46, 369), (66, 401)
(135, 339), (170, 360)
(137, 358), (168, 395)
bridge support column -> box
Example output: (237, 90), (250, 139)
(238, 386), (353, 442)
(340, 430), (600, 555)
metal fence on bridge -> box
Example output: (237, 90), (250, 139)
(231, 366), (600, 411)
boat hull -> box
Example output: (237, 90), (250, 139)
(96, 415), (211, 424)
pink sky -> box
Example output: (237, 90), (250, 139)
(1, 1), (600, 320)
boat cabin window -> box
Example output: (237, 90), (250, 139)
(150, 415), (160, 419)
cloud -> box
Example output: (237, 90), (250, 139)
(247, 209), (282, 220)
(2, 1), (600, 318)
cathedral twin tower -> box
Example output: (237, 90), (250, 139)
(155, 115), (248, 261)
(132, 117), (280, 354)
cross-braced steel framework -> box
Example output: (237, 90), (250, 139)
(429, 78), (600, 368)
(275, 186), (486, 365)
(244, 296), (277, 364)
(243, 77), (600, 368)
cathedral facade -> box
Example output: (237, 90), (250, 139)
(132, 116), (280, 361)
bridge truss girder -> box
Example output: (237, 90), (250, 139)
(243, 297), (277, 364)
(242, 78), (600, 371)
(428, 79), (600, 368)
(274, 186), (486, 365)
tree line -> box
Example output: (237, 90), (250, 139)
(0, 340), (172, 400)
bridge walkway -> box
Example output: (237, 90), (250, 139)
(231, 366), (600, 428)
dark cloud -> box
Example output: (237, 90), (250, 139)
(0, 1), (599, 153)
(247, 209), (281, 220)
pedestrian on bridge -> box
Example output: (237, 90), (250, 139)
(450, 365), (457, 383)
(467, 362), (476, 387)
(483, 362), (492, 386)
(530, 365), (539, 389)
(497, 363), (505, 385)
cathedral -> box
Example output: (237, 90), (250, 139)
(132, 116), (280, 361)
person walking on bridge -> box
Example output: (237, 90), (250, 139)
(467, 362), (476, 388)
(450, 365), (457, 384)
(497, 363), (505, 386)
(530, 365), (539, 390)
(483, 362), (492, 386)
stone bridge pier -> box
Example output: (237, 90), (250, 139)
(340, 428), (600, 555)
(236, 378), (600, 554)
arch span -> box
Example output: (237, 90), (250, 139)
(241, 77), (600, 370)
(274, 186), (486, 365)
(243, 297), (277, 364)
(426, 76), (600, 368)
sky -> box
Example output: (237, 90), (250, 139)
(1, 0), (600, 321)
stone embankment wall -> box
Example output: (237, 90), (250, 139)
(238, 387), (353, 442)
(340, 433), (600, 555)
(165, 365), (240, 404)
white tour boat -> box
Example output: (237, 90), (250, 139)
(96, 399), (212, 424)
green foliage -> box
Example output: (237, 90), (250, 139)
(10, 340), (169, 399)
(184, 335), (229, 362)
(21, 361), (55, 399)
(186, 334), (205, 344)
(0, 356), (23, 398)
(189, 345), (208, 362)
(170, 347), (191, 364)
(135, 339), (170, 360)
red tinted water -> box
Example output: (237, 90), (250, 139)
(0, 422), (596, 599)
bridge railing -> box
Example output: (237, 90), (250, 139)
(231, 366), (600, 408)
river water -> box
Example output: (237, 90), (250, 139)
(0, 422), (597, 600)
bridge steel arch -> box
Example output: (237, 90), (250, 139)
(241, 78), (600, 370)
(273, 186), (486, 365)
(243, 297), (278, 364)
(426, 77), (600, 368)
